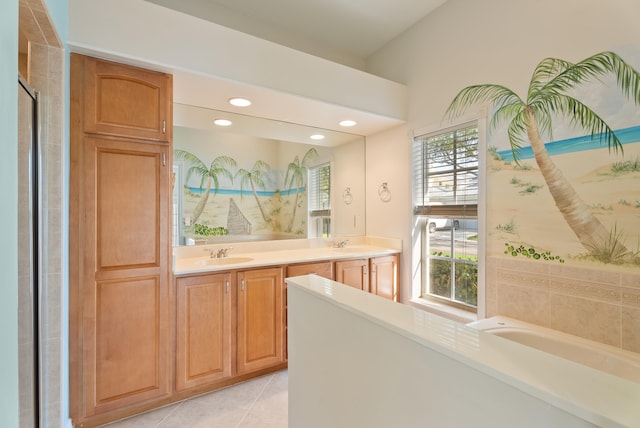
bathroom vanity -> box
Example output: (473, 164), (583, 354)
(172, 238), (400, 401)
(68, 52), (402, 427)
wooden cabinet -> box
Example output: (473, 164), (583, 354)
(70, 54), (173, 425)
(370, 254), (400, 301)
(81, 56), (172, 142)
(175, 267), (286, 393)
(286, 261), (334, 280)
(284, 261), (333, 361)
(176, 273), (232, 391)
(335, 258), (369, 291)
(335, 255), (400, 301)
(237, 267), (285, 374)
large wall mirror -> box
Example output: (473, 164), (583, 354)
(173, 103), (366, 246)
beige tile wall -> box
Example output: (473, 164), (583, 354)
(20, 0), (65, 425)
(486, 256), (640, 353)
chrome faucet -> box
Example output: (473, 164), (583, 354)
(216, 247), (231, 258)
(333, 239), (349, 248)
(203, 247), (232, 258)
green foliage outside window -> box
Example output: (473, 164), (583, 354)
(429, 251), (477, 307)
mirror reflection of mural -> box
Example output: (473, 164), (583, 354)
(174, 125), (332, 244)
(447, 49), (640, 268)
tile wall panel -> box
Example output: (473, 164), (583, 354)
(487, 256), (640, 353)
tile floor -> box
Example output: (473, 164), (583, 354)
(101, 370), (288, 428)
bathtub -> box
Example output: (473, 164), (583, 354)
(467, 316), (640, 384)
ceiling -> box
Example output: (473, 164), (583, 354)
(139, 0), (448, 138)
(146, 0), (448, 67)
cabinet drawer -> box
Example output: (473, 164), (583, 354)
(286, 261), (333, 280)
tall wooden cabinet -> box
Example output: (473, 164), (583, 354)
(70, 54), (173, 426)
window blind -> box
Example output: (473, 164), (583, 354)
(309, 162), (331, 217)
(413, 123), (478, 216)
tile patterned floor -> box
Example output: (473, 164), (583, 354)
(101, 370), (288, 428)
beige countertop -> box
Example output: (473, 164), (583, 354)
(173, 237), (401, 276)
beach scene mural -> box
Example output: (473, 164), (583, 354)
(174, 125), (332, 244)
(447, 50), (640, 270)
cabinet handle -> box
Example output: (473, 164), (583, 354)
(225, 281), (229, 293)
(241, 279), (245, 291)
(162, 119), (166, 134)
(162, 152), (166, 166)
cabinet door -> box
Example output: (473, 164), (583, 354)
(370, 254), (400, 301)
(237, 268), (284, 374)
(176, 273), (232, 391)
(286, 261), (333, 280)
(81, 55), (172, 142)
(80, 137), (172, 416)
(335, 259), (369, 291)
(284, 262), (332, 361)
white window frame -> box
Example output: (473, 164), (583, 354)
(308, 161), (332, 238)
(411, 115), (487, 318)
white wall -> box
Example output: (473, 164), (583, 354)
(333, 139), (366, 237)
(0, 1), (20, 426)
(364, 125), (411, 297)
(363, 0), (640, 305)
(68, 0), (406, 123)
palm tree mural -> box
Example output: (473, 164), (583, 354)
(445, 51), (640, 260)
(174, 149), (237, 224)
(235, 160), (272, 225)
(284, 148), (318, 232)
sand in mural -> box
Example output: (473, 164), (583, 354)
(445, 50), (640, 269)
(487, 137), (640, 266)
(181, 189), (306, 242)
(175, 146), (320, 243)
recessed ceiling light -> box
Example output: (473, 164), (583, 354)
(310, 134), (325, 140)
(214, 119), (232, 126)
(229, 97), (252, 107)
(339, 120), (356, 127)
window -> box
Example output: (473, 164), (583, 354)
(413, 123), (479, 310)
(308, 162), (331, 237)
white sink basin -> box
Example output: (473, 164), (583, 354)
(195, 257), (254, 266)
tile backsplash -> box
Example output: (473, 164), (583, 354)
(486, 256), (640, 353)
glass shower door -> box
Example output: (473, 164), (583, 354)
(18, 76), (41, 428)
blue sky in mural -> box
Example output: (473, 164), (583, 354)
(186, 187), (304, 196)
(497, 125), (640, 161)
(489, 47), (640, 154)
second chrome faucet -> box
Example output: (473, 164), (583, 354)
(204, 247), (232, 258)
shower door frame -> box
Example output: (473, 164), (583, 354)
(18, 73), (42, 428)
